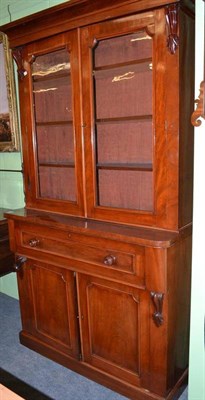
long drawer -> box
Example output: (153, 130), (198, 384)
(15, 222), (145, 287)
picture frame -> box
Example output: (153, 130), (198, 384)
(0, 32), (20, 152)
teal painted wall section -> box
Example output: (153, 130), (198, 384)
(0, 0), (69, 298)
(0, 154), (24, 208)
(0, 154), (24, 298)
(0, 0), (69, 24)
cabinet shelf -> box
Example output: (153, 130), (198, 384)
(93, 58), (152, 72)
(96, 163), (153, 171)
(33, 71), (71, 83)
(96, 115), (152, 124)
(36, 120), (73, 126)
(38, 162), (74, 168)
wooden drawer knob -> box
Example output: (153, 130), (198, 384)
(29, 238), (40, 247)
(103, 254), (117, 266)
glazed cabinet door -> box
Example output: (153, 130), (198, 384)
(76, 274), (150, 389)
(81, 9), (179, 229)
(17, 259), (80, 359)
(18, 31), (84, 215)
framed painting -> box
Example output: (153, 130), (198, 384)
(0, 32), (19, 151)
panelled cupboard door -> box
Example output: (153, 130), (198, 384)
(17, 259), (80, 359)
(76, 274), (150, 389)
(19, 31), (84, 216)
(81, 9), (179, 229)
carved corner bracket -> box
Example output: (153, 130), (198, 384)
(150, 291), (164, 327)
(13, 255), (27, 272)
(12, 47), (27, 79)
(165, 4), (179, 54)
(191, 81), (205, 127)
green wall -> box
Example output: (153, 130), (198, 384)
(0, 154), (24, 299)
(0, 0), (69, 24)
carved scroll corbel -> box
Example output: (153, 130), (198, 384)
(13, 255), (27, 272)
(150, 291), (164, 327)
(12, 47), (27, 79)
(145, 23), (155, 38)
(165, 4), (179, 54)
(191, 81), (205, 127)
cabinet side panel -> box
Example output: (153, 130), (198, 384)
(167, 235), (192, 389)
(17, 261), (36, 334)
(7, 219), (16, 252)
(145, 247), (168, 395)
(179, 10), (195, 228)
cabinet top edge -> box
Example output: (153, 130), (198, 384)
(0, 0), (195, 48)
(0, 208), (12, 223)
(4, 208), (191, 248)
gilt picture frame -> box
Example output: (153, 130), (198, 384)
(0, 32), (20, 151)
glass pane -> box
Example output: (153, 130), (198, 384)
(93, 31), (154, 211)
(31, 48), (76, 202)
(39, 166), (76, 201)
(94, 62), (152, 119)
(97, 120), (152, 164)
(32, 49), (70, 78)
(36, 124), (74, 164)
(33, 76), (73, 123)
(98, 170), (153, 211)
(94, 31), (152, 67)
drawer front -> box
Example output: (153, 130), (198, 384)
(15, 223), (145, 286)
